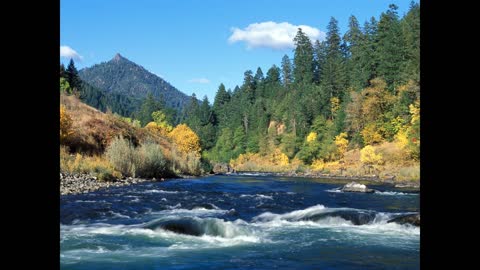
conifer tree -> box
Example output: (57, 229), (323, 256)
(281, 55), (293, 87)
(293, 28), (314, 85)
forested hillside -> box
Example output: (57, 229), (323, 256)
(78, 53), (193, 116)
(189, 3), (420, 180)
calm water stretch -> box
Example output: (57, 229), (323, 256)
(60, 174), (420, 269)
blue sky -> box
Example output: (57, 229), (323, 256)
(61, 0), (416, 103)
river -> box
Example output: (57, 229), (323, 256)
(60, 174), (420, 269)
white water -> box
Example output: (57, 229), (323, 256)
(240, 194), (274, 200)
(61, 204), (418, 256)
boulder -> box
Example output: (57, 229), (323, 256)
(341, 182), (375, 193)
(387, 214), (420, 227)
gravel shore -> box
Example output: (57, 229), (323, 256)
(60, 172), (163, 196)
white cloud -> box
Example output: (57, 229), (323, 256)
(188, 78), (210, 84)
(60, 46), (83, 60)
(228, 21), (325, 50)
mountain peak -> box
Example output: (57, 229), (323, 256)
(79, 54), (193, 112)
(112, 53), (124, 62)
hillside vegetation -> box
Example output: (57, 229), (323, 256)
(60, 93), (207, 180)
(79, 53), (192, 116)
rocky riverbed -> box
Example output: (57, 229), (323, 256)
(60, 173), (162, 195)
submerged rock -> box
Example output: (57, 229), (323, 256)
(304, 210), (377, 225)
(341, 182), (375, 193)
(387, 214), (420, 227)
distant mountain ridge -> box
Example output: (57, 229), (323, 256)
(79, 53), (193, 112)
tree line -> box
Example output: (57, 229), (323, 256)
(191, 2), (420, 165)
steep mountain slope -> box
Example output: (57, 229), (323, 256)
(79, 53), (192, 112)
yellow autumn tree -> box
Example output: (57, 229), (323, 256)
(60, 105), (73, 143)
(331, 97), (340, 116)
(270, 148), (289, 166)
(311, 159), (325, 171)
(394, 127), (410, 150)
(334, 132), (349, 158)
(361, 123), (383, 145)
(361, 78), (395, 123)
(145, 111), (173, 137)
(360, 145), (383, 165)
(145, 122), (170, 137)
(169, 124), (201, 154)
(306, 132), (317, 143)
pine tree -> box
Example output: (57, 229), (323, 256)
(60, 63), (66, 78)
(242, 70), (255, 103)
(363, 17), (379, 85)
(138, 93), (164, 126)
(293, 28), (314, 85)
(376, 4), (404, 90)
(400, 1), (420, 82)
(66, 59), (81, 90)
(184, 93), (201, 130)
(321, 17), (347, 103)
(281, 55), (293, 87)
(254, 67), (265, 98)
(265, 65), (281, 85)
(313, 40), (327, 84)
(344, 15), (365, 90)
(212, 83), (230, 127)
(254, 67), (264, 84)
(195, 96), (217, 150)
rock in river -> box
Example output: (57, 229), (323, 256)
(341, 182), (375, 193)
(387, 214), (420, 227)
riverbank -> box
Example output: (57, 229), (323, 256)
(61, 169), (419, 196)
(277, 171), (419, 188)
(60, 172), (162, 195)
(221, 171), (420, 189)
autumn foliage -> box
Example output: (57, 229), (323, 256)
(169, 124), (201, 154)
(360, 145), (383, 165)
(60, 105), (74, 143)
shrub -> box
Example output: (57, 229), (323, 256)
(334, 132), (349, 158)
(60, 105), (74, 144)
(311, 159), (325, 171)
(185, 152), (201, 175)
(105, 136), (136, 176)
(134, 141), (169, 178)
(60, 147), (121, 181)
(360, 145), (383, 165)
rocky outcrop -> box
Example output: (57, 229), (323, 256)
(341, 182), (375, 193)
(303, 210), (377, 225)
(387, 214), (420, 226)
(212, 163), (234, 174)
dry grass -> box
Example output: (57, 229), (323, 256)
(61, 94), (140, 154)
(60, 146), (121, 181)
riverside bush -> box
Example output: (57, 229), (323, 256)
(105, 136), (136, 176)
(134, 141), (169, 178)
(106, 136), (175, 178)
